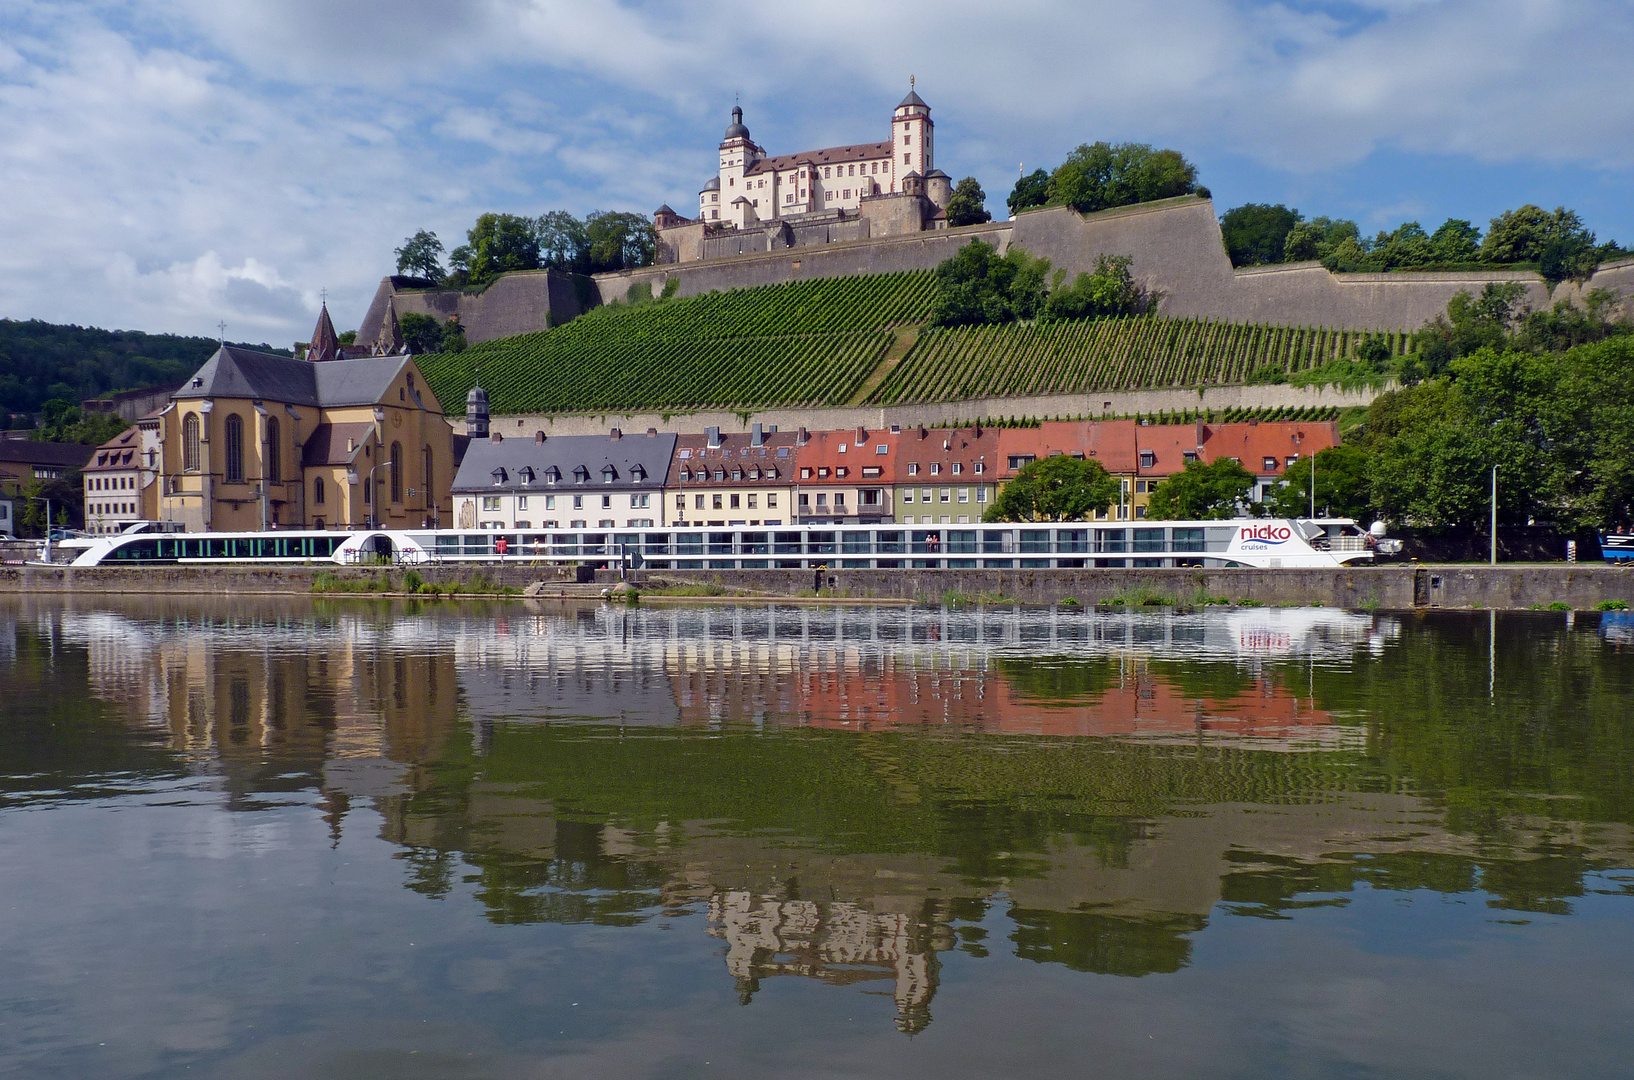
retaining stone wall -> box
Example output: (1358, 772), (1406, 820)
(6, 563), (1632, 610)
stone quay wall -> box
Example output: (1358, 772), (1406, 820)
(5, 563), (1632, 611)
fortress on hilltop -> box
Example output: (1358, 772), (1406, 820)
(652, 86), (955, 263)
(354, 86), (1634, 356)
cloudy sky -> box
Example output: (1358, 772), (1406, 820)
(1, 0), (1630, 346)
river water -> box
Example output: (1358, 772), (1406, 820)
(2, 596), (1633, 1079)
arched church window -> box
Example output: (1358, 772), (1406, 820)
(265, 417), (281, 485)
(224, 414), (243, 483)
(313, 477), (326, 505)
(183, 414), (200, 472)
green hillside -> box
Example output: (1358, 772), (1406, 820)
(0, 319), (290, 420)
(417, 269), (1405, 417)
(869, 318), (1408, 404)
(416, 271), (937, 414)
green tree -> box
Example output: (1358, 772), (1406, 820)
(537, 211), (590, 271)
(983, 455), (1120, 522)
(945, 177), (991, 227)
(584, 211), (656, 273)
(1410, 282), (1529, 378)
(1285, 216), (1362, 263)
(1146, 459), (1256, 520)
(1041, 254), (1149, 321)
(398, 312), (444, 355)
(449, 213), (541, 287)
(1481, 204), (1554, 263)
(1007, 168), (1051, 215)
(928, 240), (1051, 327)
(1265, 444), (1372, 519)
(1047, 142), (1198, 215)
(1219, 203), (1301, 267)
(1430, 219), (1482, 263)
(1371, 221), (1436, 269)
(32, 400), (129, 445)
(394, 230), (446, 283)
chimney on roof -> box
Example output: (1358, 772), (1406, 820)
(647, 427), (657, 437)
(1249, 417), (1259, 426)
(797, 427), (809, 446)
(610, 426), (621, 440)
(535, 431), (546, 444)
(491, 431), (503, 443)
(974, 422), (982, 438)
(706, 426), (721, 448)
(751, 422), (764, 447)
(855, 426), (866, 444)
(919, 425), (928, 440)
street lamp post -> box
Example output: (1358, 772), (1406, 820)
(1490, 464), (1499, 566)
(363, 462), (393, 530)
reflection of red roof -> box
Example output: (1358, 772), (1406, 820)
(1200, 421), (1338, 477)
(669, 659), (1335, 741)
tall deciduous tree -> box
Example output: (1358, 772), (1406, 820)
(1219, 204), (1301, 267)
(945, 177), (991, 227)
(983, 455), (1120, 522)
(1264, 444), (1372, 519)
(450, 213), (540, 287)
(394, 230), (446, 283)
(1146, 459), (1256, 520)
(1007, 168), (1050, 216)
(1047, 142), (1198, 215)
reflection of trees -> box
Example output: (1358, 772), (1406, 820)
(1010, 907), (1204, 977)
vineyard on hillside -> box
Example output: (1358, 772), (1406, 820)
(868, 318), (1407, 404)
(418, 271), (937, 414)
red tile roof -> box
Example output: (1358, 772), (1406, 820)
(1200, 422), (1339, 477)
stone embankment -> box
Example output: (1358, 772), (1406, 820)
(3, 563), (1632, 610)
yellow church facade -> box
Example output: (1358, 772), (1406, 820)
(156, 311), (458, 532)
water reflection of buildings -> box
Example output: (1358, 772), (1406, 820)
(708, 892), (945, 1034)
(37, 598), (1634, 1037)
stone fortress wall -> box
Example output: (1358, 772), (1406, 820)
(357, 196), (1634, 349)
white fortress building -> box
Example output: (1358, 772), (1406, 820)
(654, 86), (956, 263)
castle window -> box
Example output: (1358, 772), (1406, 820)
(848, 164), (855, 175)
(824, 167), (831, 178)
(844, 190), (850, 198)
(904, 134), (911, 145)
(904, 154), (910, 164)
(786, 194), (793, 203)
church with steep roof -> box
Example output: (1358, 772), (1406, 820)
(653, 85), (956, 263)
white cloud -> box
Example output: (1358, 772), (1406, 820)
(0, 0), (1630, 344)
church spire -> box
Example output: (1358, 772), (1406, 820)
(374, 296), (404, 356)
(309, 300), (339, 363)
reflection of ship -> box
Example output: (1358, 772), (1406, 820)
(1602, 611), (1634, 646)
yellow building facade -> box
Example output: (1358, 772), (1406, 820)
(157, 345), (457, 531)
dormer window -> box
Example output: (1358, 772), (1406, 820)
(1139, 451), (1156, 469)
(632, 464), (647, 481)
(574, 465), (590, 484)
(749, 469), (759, 480)
(1263, 457), (1278, 471)
(518, 467), (535, 485)
(908, 463), (919, 475)
(602, 465), (617, 483)
(818, 467), (830, 479)
(491, 468), (508, 486)
(713, 469), (725, 482)
(732, 469), (743, 481)
(545, 465), (562, 483)
(929, 463), (941, 475)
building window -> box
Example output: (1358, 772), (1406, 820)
(940, 488), (951, 503)
(676, 494), (686, 509)
(390, 442), (403, 503)
(930, 463), (941, 475)
(1140, 451), (1157, 469)
(1263, 457), (1278, 471)
(266, 417), (281, 485)
(904, 154), (910, 164)
(482, 496), (501, 511)
(730, 494), (740, 509)
(601, 494), (612, 509)
(903, 489), (915, 503)
(223, 414), (244, 483)
(958, 489), (969, 502)
(517, 496), (529, 510)
(1008, 455), (1035, 470)
(713, 494), (723, 510)
(183, 413), (200, 472)
(695, 494), (704, 509)
(974, 462), (985, 474)
(545, 495), (555, 509)
(834, 493), (845, 507)
(767, 493), (777, 508)
(977, 486), (988, 503)
(573, 495), (583, 509)
(908, 463), (918, 475)
(748, 494), (758, 509)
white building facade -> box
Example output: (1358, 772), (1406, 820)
(699, 89), (946, 230)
